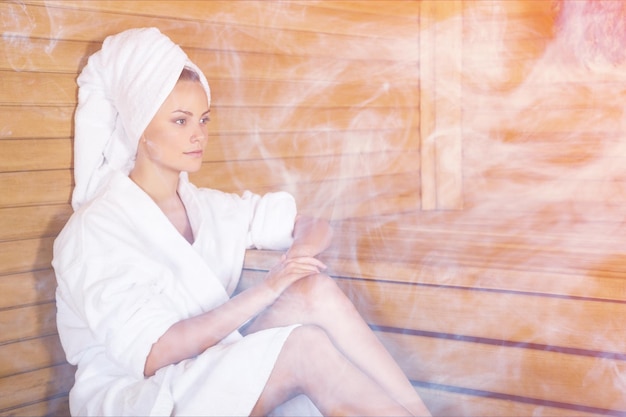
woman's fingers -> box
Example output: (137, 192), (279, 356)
(282, 256), (327, 271)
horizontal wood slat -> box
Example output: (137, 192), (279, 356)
(0, 302), (57, 345)
(0, 139), (72, 172)
(0, 171), (72, 208)
(1, 105), (417, 139)
(381, 332), (626, 414)
(36, 0), (419, 38)
(0, 335), (66, 378)
(0, 205), (71, 241)
(338, 278), (626, 356)
(0, 238), (54, 276)
(415, 385), (601, 417)
(194, 150), (419, 191)
(7, 2), (417, 61)
(0, 71), (418, 109)
(0, 363), (74, 412)
(0, 394), (71, 417)
(0, 270), (57, 310)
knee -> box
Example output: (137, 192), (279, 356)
(292, 274), (356, 316)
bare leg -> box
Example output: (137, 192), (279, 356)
(250, 325), (412, 417)
(243, 274), (431, 416)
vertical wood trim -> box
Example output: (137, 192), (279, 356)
(419, 0), (437, 210)
(419, 0), (463, 210)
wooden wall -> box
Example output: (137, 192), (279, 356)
(1, 0), (419, 414)
(3, 0), (626, 416)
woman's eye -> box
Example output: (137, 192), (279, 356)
(200, 117), (210, 124)
(175, 118), (186, 125)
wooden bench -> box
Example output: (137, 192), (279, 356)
(242, 210), (626, 416)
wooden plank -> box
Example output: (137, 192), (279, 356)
(464, 177), (626, 206)
(0, 104), (417, 140)
(416, 384), (603, 417)
(0, 71), (418, 109)
(0, 139), (72, 172)
(0, 270), (57, 310)
(380, 332), (626, 413)
(0, 171), (72, 207)
(205, 129), (419, 163)
(0, 106), (74, 139)
(0, 36), (417, 85)
(7, 2), (417, 61)
(37, 0), (419, 39)
(0, 363), (74, 411)
(193, 150), (419, 191)
(239, 267), (626, 354)
(335, 278), (626, 355)
(0, 36), (95, 74)
(209, 79), (419, 108)
(0, 204), (71, 241)
(0, 395), (70, 417)
(0, 238), (54, 276)
(0, 335), (66, 378)
(208, 106), (419, 135)
(304, 1), (419, 18)
(0, 302), (57, 344)
(0, 72), (76, 106)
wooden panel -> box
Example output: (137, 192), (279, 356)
(0, 139), (72, 172)
(41, 0), (418, 38)
(0, 238), (54, 276)
(206, 130), (419, 163)
(194, 150), (419, 190)
(419, 0), (463, 210)
(0, 205), (71, 241)
(0, 72), (76, 106)
(0, 303), (57, 344)
(416, 385), (602, 417)
(381, 332), (626, 413)
(0, 106), (74, 139)
(0, 270), (57, 310)
(0, 395), (71, 417)
(336, 278), (626, 355)
(244, 245), (626, 302)
(0, 71), (417, 109)
(0, 171), (72, 207)
(0, 335), (66, 378)
(8, 2), (417, 61)
(0, 364), (74, 411)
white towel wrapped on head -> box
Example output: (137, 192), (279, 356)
(72, 27), (211, 210)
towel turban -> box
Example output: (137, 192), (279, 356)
(72, 27), (211, 210)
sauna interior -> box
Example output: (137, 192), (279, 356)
(3, 0), (626, 415)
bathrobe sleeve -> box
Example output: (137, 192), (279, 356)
(190, 185), (297, 251)
(246, 190), (297, 250)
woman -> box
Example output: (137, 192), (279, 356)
(53, 27), (431, 417)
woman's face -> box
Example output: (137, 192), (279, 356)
(138, 80), (210, 175)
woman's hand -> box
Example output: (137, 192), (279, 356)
(263, 254), (327, 296)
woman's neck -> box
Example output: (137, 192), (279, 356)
(129, 164), (180, 204)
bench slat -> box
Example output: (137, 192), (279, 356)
(381, 331), (626, 413)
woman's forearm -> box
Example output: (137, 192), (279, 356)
(286, 216), (334, 259)
(144, 282), (278, 376)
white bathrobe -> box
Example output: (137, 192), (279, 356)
(53, 171), (315, 416)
